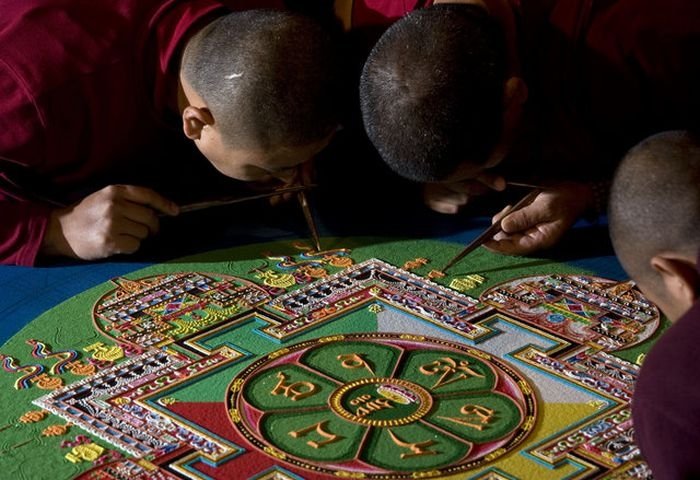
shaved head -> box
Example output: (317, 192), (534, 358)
(359, 4), (506, 182)
(609, 131), (700, 293)
(181, 9), (340, 150)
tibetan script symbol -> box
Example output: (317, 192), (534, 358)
(438, 404), (495, 431)
(419, 357), (484, 389)
(338, 353), (375, 376)
(387, 429), (439, 458)
(271, 371), (318, 401)
(289, 421), (342, 449)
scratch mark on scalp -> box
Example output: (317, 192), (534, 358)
(225, 72), (243, 80)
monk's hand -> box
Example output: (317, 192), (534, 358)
(42, 185), (179, 260)
(484, 182), (594, 255)
(423, 172), (506, 214)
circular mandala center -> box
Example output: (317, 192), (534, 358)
(329, 377), (433, 427)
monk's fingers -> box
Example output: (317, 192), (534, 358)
(112, 217), (151, 241)
(109, 185), (179, 216)
(425, 198), (463, 214)
(499, 200), (551, 234)
(117, 201), (160, 235)
(112, 235), (142, 255)
(491, 204), (513, 224)
(423, 184), (469, 213)
(485, 229), (544, 255)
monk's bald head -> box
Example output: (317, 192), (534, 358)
(359, 4), (506, 182)
(181, 10), (340, 150)
(609, 131), (700, 292)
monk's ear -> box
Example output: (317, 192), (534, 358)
(503, 76), (528, 110)
(650, 254), (700, 311)
(182, 106), (214, 140)
(499, 76), (528, 143)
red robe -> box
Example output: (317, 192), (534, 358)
(537, 0), (700, 179)
(0, 0), (228, 265)
(632, 258), (700, 478)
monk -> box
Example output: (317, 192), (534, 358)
(0, 0), (340, 265)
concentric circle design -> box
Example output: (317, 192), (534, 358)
(226, 333), (537, 478)
(329, 377), (433, 427)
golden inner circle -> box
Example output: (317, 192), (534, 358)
(329, 377), (433, 427)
